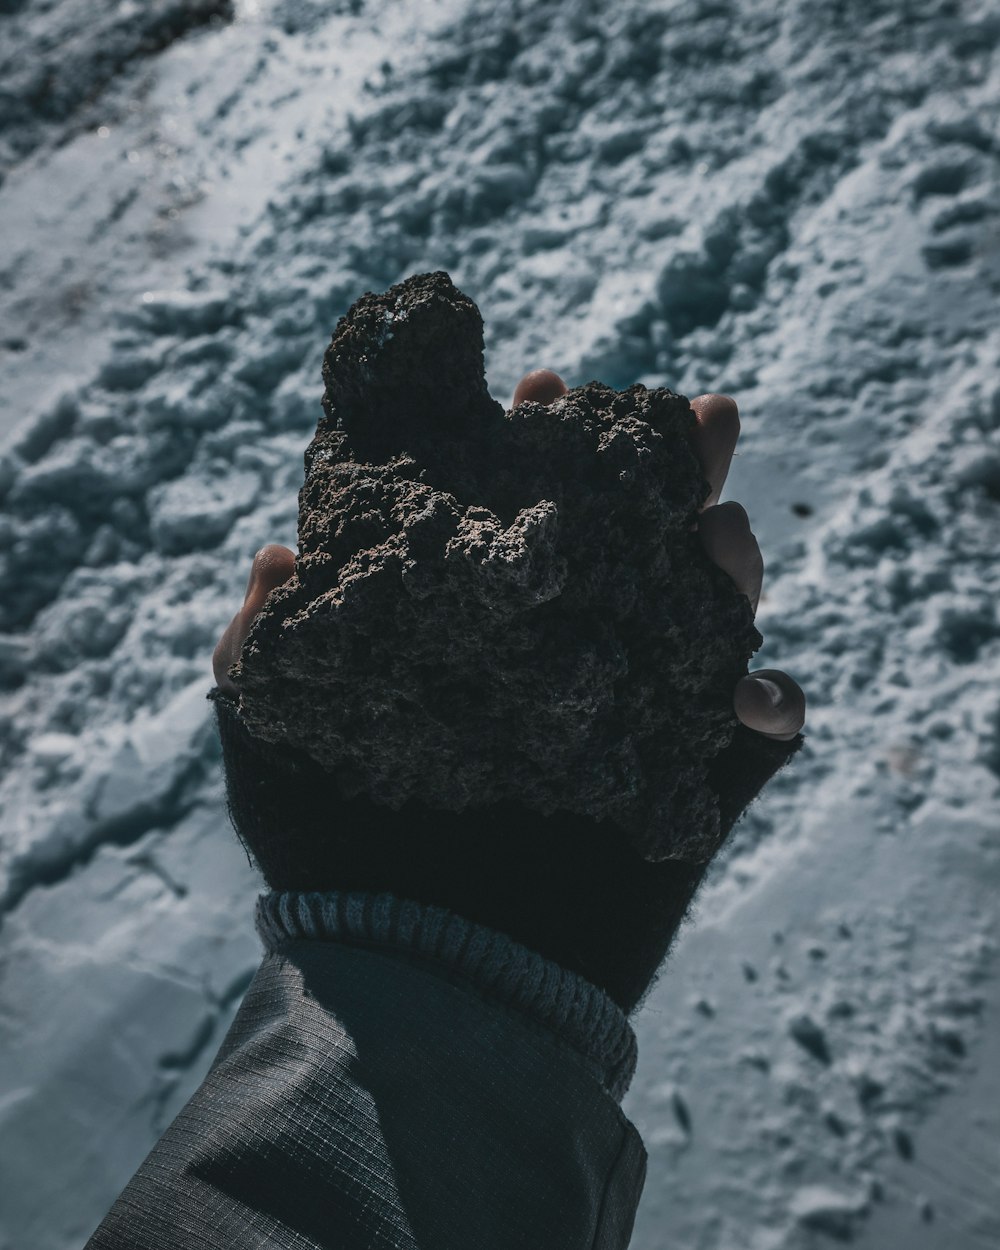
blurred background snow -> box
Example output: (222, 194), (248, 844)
(1, 0), (998, 1246)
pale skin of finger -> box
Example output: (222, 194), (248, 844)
(685, 394), (804, 740)
(511, 368), (568, 408)
(733, 669), (806, 741)
(213, 544), (296, 697)
(697, 501), (764, 616)
(697, 501), (806, 738)
(696, 509), (805, 737)
(689, 394), (739, 511)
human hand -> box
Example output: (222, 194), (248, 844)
(213, 370), (806, 743)
(209, 366), (806, 1013)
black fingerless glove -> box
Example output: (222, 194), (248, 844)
(211, 688), (803, 1016)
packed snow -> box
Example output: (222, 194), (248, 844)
(1, 0), (998, 1246)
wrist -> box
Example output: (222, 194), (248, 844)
(211, 688), (795, 1015)
(255, 887), (639, 1101)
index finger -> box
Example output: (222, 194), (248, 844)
(689, 394), (739, 511)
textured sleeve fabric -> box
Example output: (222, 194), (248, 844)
(84, 895), (648, 1250)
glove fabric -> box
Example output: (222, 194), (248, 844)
(211, 688), (803, 1016)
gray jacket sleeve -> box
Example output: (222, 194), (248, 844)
(84, 890), (648, 1250)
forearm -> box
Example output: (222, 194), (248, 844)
(85, 888), (647, 1250)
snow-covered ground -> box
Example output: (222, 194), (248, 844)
(1, 0), (998, 1246)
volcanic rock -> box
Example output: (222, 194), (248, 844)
(229, 270), (768, 861)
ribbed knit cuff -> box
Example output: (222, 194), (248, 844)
(255, 889), (639, 1103)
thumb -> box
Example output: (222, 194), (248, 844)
(734, 669), (806, 741)
(213, 545), (295, 695)
(241, 544), (297, 621)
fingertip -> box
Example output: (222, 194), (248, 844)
(705, 499), (750, 528)
(249, 543), (296, 592)
(254, 542), (296, 570)
(734, 671), (806, 739)
(512, 369), (569, 408)
(688, 395), (741, 510)
(691, 393), (740, 429)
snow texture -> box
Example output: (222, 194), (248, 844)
(0, 0), (998, 1246)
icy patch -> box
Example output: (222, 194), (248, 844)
(1, 679), (216, 915)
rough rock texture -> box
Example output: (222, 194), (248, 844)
(231, 270), (765, 862)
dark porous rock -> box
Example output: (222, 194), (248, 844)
(230, 270), (766, 862)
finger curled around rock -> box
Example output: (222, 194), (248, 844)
(511, 368), (569, 408)
(689, 394), (740, 510)
(733, 669), (806, 740)
(245, 544), (297, 602)
(698, 501), (764, 616)
(213, 545), (295, 697)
